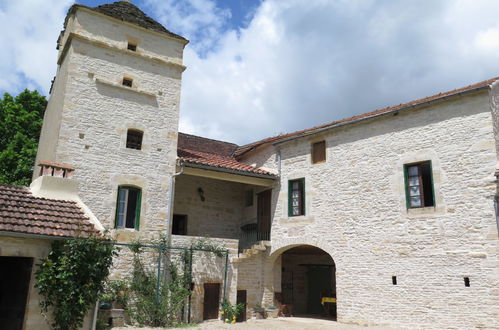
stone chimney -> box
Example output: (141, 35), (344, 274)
(30, 161), (78, 200)
(38, 161), (75, 179)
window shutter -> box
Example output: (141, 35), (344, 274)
(301, 178), (305, 215)
(114, 187), (122, 228)
(135, 189), (142, 231)
(312, 141), (326, 164)
(403, 165), (410, 209)
(288, 181), (292, 217)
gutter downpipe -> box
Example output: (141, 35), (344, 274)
(166, 161), (184, 247)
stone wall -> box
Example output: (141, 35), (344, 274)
(245, 91), (499, 329)
(174, 174), (253, 239)
(35, 8), (185, 244)
(0, 236), (95, 330)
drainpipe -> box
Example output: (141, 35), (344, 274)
(166, 161), (184, 246)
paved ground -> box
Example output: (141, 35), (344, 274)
(114, 317), (397, 330)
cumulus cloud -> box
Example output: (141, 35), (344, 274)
(148, 0), (499, 144)
(0, 0), (73, 95)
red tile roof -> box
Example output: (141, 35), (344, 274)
(0, 184), (100, 238)
(177, 133), (276, 177)
(234, 77), (499, 157)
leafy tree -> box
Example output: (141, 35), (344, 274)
(0, 89), (46, 185)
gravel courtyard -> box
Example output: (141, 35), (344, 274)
(114, 317), (398, 330)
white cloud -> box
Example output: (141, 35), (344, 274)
(0, 0), (73, 95)
(148, 0), (499, 144)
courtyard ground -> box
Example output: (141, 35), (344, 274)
(114, 317), (398, 330)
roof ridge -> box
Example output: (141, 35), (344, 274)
(234, 76), (499, 157)
(178, 132), (239, 148)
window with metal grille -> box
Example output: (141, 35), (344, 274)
(312, 140), (326, 164)
(404, 161), (435, 208)
(126, 129), (143, 150)
(288, 178), (305, 216)
(115, 186), (141, 230)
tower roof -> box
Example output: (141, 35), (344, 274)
(66, 1), (187, 42)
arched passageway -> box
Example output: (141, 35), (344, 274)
(275, 245), (336, 319)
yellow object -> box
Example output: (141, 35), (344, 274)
(220, 311), (224, 315)
(225, 318), (229, 322)
(321, 297), (336, 305)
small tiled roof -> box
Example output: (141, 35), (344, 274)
(65, 1), (187, 42)
(235, 77), (499, 157)
(0, 184), (100, 238)
(177, 133), (276, 177)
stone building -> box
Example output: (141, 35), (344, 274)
(29, 1), (498, 329)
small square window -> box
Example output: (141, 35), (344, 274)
(404, 161), (435, 208)
(312, 141), (326, 164)
(122, 78), (133, 87)
(288, 178), (305, 216)
(126, 129), (143, 150)
(127, 43), (137, 51)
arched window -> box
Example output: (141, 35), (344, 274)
(115, 186), (141, 230)
(126, 129), (143, 150)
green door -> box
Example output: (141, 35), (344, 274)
(307, 266), (332, 314)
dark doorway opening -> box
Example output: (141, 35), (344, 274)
(203, 283), (220, 320)
(172, 214), (187, 235)
(279, 245), (336, 319)
(236, 290), (247, 322)
(0, 256), (34, 330)
(257, 189), (271, 241)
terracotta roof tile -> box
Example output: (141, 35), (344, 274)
(235, 77), (499, 157)
(0, 184), (100, 238)
(177, 133), (276, 177)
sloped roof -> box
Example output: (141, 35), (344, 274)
(177, 133), (276, 178)
(0, 184), (100, 238)
(235, 77), (499, 157)
(66, 1), (187, 41)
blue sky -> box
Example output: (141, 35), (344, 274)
(1, 0), (499, 144)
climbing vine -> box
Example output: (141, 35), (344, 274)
(35, 237), (116, 330)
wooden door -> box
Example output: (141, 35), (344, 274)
(257, 189), (272, 241)
(236, 290), (247, 322)
(203, 283), (220, 320)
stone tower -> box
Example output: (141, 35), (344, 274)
(34, 1), (188, 239)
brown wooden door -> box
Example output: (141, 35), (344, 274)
(236, 290), (247, 322)
(203, 283), (220, 320)
(257, 189), (272, 241)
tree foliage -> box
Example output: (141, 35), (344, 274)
(0, 89), (46, 185)
(35, 237), (116, 330)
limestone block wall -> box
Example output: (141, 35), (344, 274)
(257, 91), (498, 329)
(67, 9), (185, 65)
(173, 175), (249, 239)
(35, 16), (185, 243)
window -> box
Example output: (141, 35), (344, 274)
(245, 189), (253, 207)
(122, 77), (133, 87)
(312, 140), (326, 164)
(115, 186), (141, 230)
(404, 161), (435, 208)
(172, 214), (187, 235)
(127, 43), (137, 51)
(126, 129), (143, 150)
(288, 178), (305, 216)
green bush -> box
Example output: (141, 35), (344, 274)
(221, 300), (245, 324)
(35, 237), (116, 330)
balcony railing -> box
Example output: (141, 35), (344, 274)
(238, 223), (270, 253)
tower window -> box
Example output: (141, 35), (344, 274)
(126, 129), (143, 150)
(464, 277), (470, 287)
(127, 43), (137, 51)
(122, 78), (133, 87)
(115, 186), (141, 230)
(404, 161), (435, 208)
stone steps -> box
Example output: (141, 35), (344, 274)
(232, 240), (270, 263)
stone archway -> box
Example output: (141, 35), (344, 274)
(271, 245), (336, 319)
